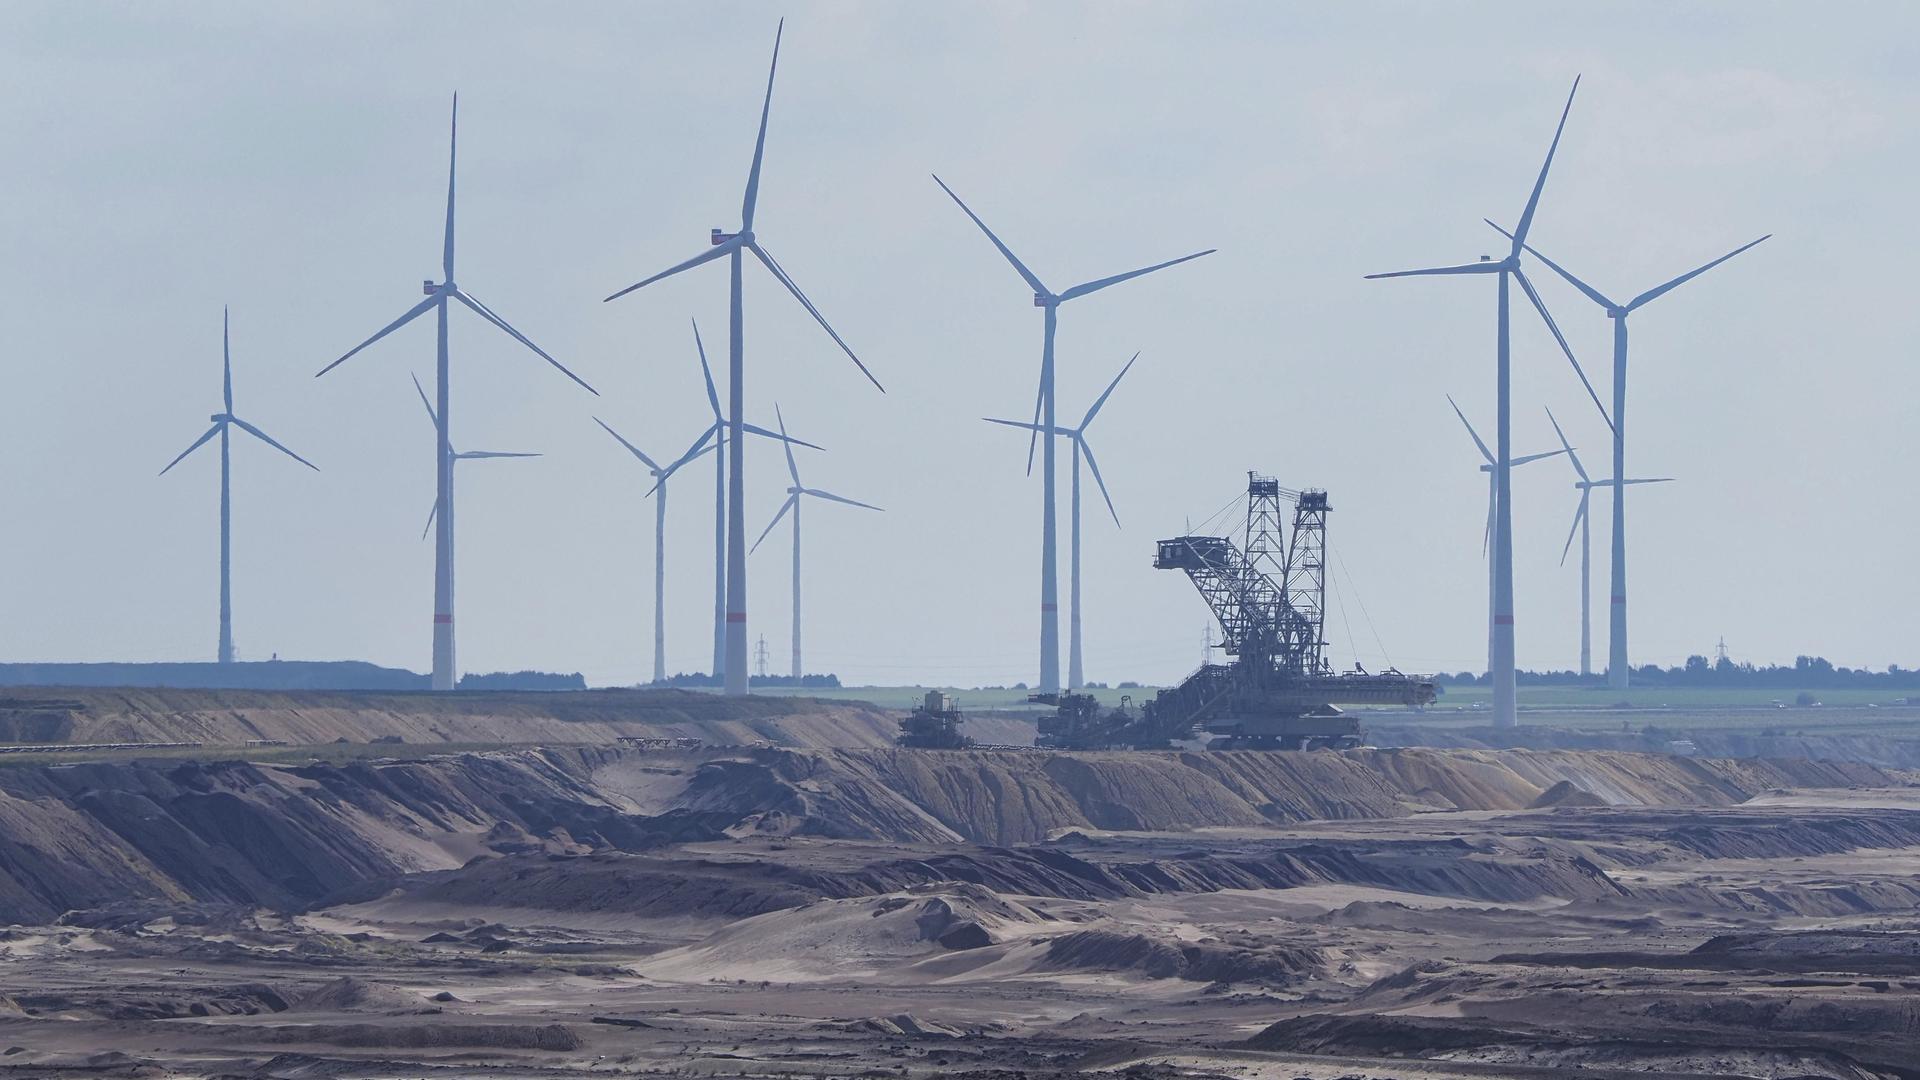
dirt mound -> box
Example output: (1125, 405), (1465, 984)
(638, 883), (1054, 982)
(1042, 929), (1322, 985)
(1529, 779), (1609, 808)
(836, 1013), (965, 1037)
(291, 977), (428, 1013)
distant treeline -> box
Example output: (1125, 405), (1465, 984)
(455, 670), (587, 691)
(659, 672), (842, 689)
(1434, 655), (1920, 690)
(0, 661), (587, 692)
(0, 660), (425, 690)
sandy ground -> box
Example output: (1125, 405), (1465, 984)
(0, 775), (1910, 1079)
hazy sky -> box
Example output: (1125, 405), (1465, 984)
(2, 2), (1914, 687)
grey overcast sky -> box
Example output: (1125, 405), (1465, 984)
(1, 1), (1914, 686)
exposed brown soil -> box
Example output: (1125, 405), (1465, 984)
(0, 739), (1909, 1078)
(0, 685), (899, 747)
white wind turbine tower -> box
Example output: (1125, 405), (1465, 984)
(1544, 407), (1672, 678)
(983, 352), (1137, 689)
(593, 416), (713, 686)
(932, 177), (1211, 695)
(604, 21), (881, 696)
(161, 307), (318, 664)
(316, 95), (595, 691)
(1491, 223), (1767, 689)
(751, 406), (880, 681)
(676, 320), (821, 681)
(1447, 396), (1564, 682)
(411, 372), (539, 542)
(1369, 77), (1611, 728)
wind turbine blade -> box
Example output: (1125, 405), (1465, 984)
(1081, 351), (1139, 428)
(1485, 219), (1616, 309)
(1058, 250), (1215, 303)
(1622, 477), (1676, 485)
(1626, 235), (1771, 312)
(930, 174), (1049, 296)
(423, 497), (438, 542)
(453, 289), (598, 396)
(751, 495), (797, 554)
(1080, 436), (1120, 528)
(750, 243), (883, 392)
(1510, 448), (1567, 468)
(593, 416), (659, 471)
(659, 425), (718, 482)
(1544, 406), (1588, 482)
(1560, 495), (1587, 567)
(159, 423), (222, 476)
(741, 421), (823, 452)
(604, 238), (738, 303)
(774, 404), (801, 488)
(1515, 268), (1614, 434)
(1447, 394), (1495, 464)
(222, 306), (233, 413)
(983, 417), (1051, 433)
(444, 93), (458, 280)
(1483, 498), (1494, 558)
(740, 19), (782, 231)
(692, 319), (723, 422)
(1366, 261), (1503, 279)
(412, 372), (439, 428)
(802, 488), (882, 512)
(1024, 365), (1044, 476)
(458, 450), (541, 459)
(1510, 75), (1580, 255)
(316, 294), (438, 377)
(229, 417), (319, 470)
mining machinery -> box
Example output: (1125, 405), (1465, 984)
(896, 690), (975, 749)
(1037, 472), (1435, 750)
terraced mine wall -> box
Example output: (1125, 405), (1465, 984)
(0, 687), (897, 747)
(0, 744), (1906, 923)
(1374, 722), (1920, 769)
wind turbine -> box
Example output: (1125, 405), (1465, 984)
(412, 373), (538, 543)
(604, 20), (881, 696)
(931, 178), (1212, 695)
(1447, 396), (1565, 682)
(161, 307), (317, 665)
(1545, 407), (1673, 679)
(1491, 222), (1766, 689)
(666, 319), (823, 681)
(983, 352), (1137, 689)
(594, 416), (712, 686)
(1368, 77), (1608, 729)
(751, 406), (880, 681)
(316, 95), (595, 692)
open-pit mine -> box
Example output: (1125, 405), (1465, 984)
(0, 688), (1910, 1079)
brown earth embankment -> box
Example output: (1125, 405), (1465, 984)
(0, 687), (896, 748)
(0, 744), (1902, 923)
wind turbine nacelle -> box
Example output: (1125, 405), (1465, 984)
(711, 229), (734, 246)
(1032, 293), (1048, 307)
(422, 280), (438, 295)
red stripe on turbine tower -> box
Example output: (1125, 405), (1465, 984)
(434, 614), (453, 624)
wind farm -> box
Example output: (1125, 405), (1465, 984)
(8, 9), (1919, 1079)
